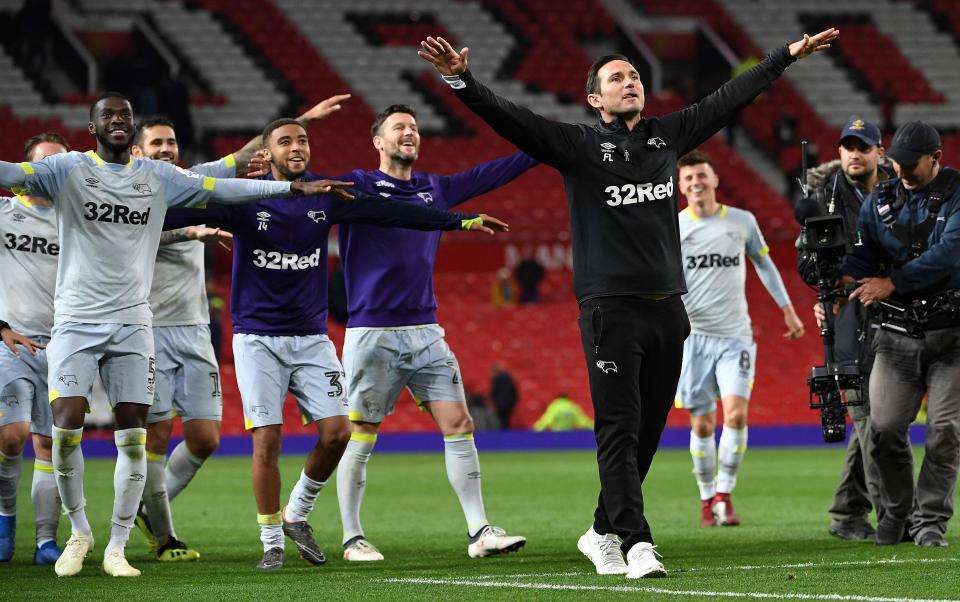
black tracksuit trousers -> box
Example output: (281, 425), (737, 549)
(578, 295), (689, 552)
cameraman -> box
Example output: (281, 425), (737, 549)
(800, 118), (891, 542)
(842, 121), (960, 548)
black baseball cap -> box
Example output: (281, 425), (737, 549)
(887, 121), (940, 166)
(838, 118), (881, 147)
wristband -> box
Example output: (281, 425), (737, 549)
(442, 74), (466, 90)
(461, 216), (483, 231)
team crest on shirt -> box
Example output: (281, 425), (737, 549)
(307, 210), (326, 223)
(417, 192), (434, 205)
(596, 360), (618, 374)
(58, 374), (78, 386)
(256, 211), (271, 231)
(646, 137), (667, 149)
(132, 183), (153, 195)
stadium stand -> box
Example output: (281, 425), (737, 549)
(2, 0), (957, 436)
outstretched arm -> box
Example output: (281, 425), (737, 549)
(333, 190), (508, 234)
(418, 36), (581, 169)
(444, 151), (539, 208)
(667, 28), (838, 154)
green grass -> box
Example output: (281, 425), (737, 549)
(4, 447), (959, 601)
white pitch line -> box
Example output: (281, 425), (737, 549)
(465, 556), (960, 580)
(682, 557), (960, 573)
(380, 577), (960, 602)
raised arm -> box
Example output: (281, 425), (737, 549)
(666, 29), (838, 154)
(229, 94), (352, 176)
(418, 36), (581, 169)
(443, 151), (539, 207)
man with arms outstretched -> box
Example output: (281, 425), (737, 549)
(335, 104), (534, 561)
(419, 28), (837, 578)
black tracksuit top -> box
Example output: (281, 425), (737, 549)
(454, 45), (795, 304)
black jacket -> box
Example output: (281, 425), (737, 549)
(454, 46), (795, 303)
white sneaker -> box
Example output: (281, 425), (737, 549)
(625, 542), (667, 579)
(577, 526), (628, 575)
(102, 547), (141, 577)
(343, 538), (384, 561)
(54, 530), (94, 577)
(467, 525), (526, 558)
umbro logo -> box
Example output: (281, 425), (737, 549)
(307, 210), (326, 223)
(596, 360), (618, 374)
(418, 192), (434, 204)
(132, 183), (153, 195)
(646, 137), (666, 149)
(12, 212), (26, 222)
(84, 177), (100, 187)
(256, 211), (271, 231)
(600, 141), (616, 162)
(375, 180), (395, 188)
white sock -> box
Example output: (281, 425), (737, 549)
(0, 451), (22, 515)
(52, 426), (91, 535)
(31, 459), (61, 546)
(717, 426), (748, 494)
(258, 512), (283, 552)
(165, 441), (204, 502)
(337, 433), (375, 544)
(444, 434), (487, 536)
(284, 470), (324, 523)
(107, 428), (147, 552)
(143, 451), (175, 546)
(689, 431), (717, 501)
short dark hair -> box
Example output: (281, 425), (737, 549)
(24, 132), (70, 161)
(89, 91), (132, 120)
(261, 118), (304, 145)
(678, 150), (714, 169)
(370, 104), (417, 137)
(135, 115), (176, 146)
(585, 54), (634, 96)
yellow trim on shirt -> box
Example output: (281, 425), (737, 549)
(202, 176), (216, 191)
(719, 204), (728, 218)
(757, 246), (770, 258)
(223, 154), (236, 169)
(684, 207), (699, 221)
(85, 150), (105, 165)
(18, 162), (35, 175)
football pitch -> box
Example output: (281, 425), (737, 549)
(5, 446), (959, 601)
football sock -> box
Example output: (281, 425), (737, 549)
(108, 428), (147, 552)
(689, 431), (717, 501)
(258, 512), (283, 552)
(144, 451), (175, 546)
(443, 434), (488, 536)
(52, 426), (91, 534)
(31, 459), (61, 546)
(284, 470), (324, 523)
(0, 451), (22, 515)
(717, 426), (748, 494)
(337, 433), (375, 544)
(165, 441), (204, 501)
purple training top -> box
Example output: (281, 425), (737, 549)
(338, 151), (537, 327)
(164, 172), (476, 336)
